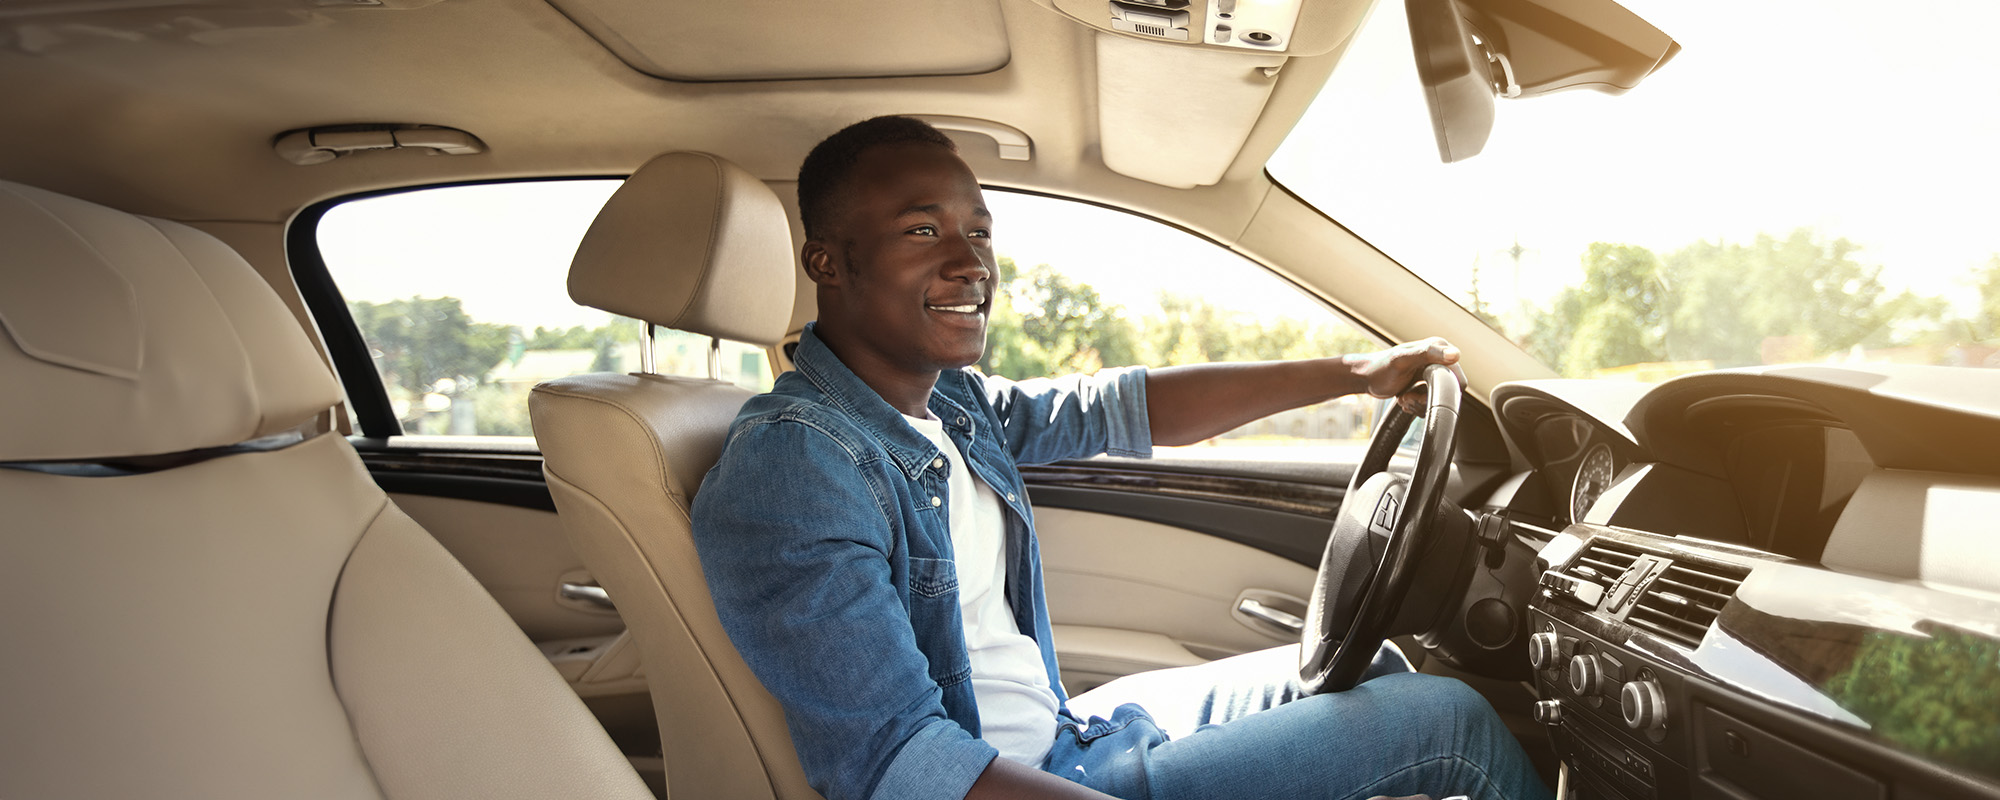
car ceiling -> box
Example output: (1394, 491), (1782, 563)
(2, 0), (1563, 395)
(0, 0), (1370, 227)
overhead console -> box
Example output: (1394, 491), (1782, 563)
(1041, 0), (1370, 188)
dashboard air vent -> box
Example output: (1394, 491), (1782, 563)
(1628, 560), (1750, 648)
(1566, 539), (1641, 585)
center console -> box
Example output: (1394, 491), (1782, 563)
(1525, 524), (2000, 800)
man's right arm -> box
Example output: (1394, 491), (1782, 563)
(692, 417), (997, 800)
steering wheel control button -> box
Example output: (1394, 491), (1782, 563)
(1532, 699), (1564, 725)
(1568, 654), (1602, 696)
(1528, 632), (1560, 670)
(1621, 679), (1667, 731)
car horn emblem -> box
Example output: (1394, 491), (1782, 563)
(1370, 492), (1401, 535)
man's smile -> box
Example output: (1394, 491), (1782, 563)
(925, 295), (990, 319)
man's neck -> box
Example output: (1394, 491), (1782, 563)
(812, 324), (940, 418)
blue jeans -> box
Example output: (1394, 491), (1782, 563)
(1052, 644), (1552, 800)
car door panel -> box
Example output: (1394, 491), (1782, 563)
(1032, 505), (1319, 693)
(387, 492), (622, 642)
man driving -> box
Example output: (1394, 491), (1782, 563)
(691, 116), (1549, 800)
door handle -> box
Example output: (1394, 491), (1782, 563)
(559, 581), (616, 611)
(1237, 597), (1303, 635)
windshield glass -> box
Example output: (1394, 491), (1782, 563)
(1270, 0), (2000, 381)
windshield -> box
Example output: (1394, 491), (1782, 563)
(1270, 0), (2000, 381)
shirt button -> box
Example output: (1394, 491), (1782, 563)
(1007, 493), (1017, 502)
(931, 496), (942, 508)
(957, 416), (968, 425)
(932, 457), (944, 469)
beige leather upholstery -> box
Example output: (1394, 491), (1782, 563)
(531, 152), (817, 799)
(0, 181), (652, 800)
(568, 151), (797, 347)
(0, 180), (340, 461)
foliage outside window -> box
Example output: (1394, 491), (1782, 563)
(317, 182), (1389, 451)
(979, 192), (1387, 460)
(1269, 0), (2000, 381)
(319, 180), (771, 438)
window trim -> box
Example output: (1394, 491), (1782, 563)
(286, 176), (625, 439)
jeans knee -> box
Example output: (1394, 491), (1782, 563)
(1382, 674), (1502, 735)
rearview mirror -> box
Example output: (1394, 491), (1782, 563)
(1407, 0), (1679, 163)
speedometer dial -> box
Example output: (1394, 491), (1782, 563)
(1572, 443), (1616, 521)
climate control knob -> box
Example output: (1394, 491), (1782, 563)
(1622, 679), (1667, 731)
(1568, 654), (1602, 696)
(1527, 632), (1561, 670)
(1532, 699), (1564, 725)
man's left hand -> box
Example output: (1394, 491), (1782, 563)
(1343, 337), (1467, 414)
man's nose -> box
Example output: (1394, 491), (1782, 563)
(940, 233), (991, 283)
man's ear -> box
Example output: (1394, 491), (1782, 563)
(802, 240), (839, 287)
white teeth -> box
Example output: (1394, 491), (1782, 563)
(930, 305), (979, 314)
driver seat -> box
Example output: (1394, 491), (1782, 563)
(0, 181), (654, 799)
(528, 152), (818, 799)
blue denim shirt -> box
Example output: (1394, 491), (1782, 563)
(690, 324), (1152, 800)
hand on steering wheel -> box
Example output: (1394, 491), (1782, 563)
(1344, 337), (1468, 415)
(1298, 362), (1462, 694)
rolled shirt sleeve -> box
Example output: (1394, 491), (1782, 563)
(976, 365), (1153, 465)
(692, 417), (997, 800)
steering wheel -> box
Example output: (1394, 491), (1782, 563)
(1298, 363), (1461, 694)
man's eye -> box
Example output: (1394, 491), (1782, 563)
(970, 228), (992, 239)
(909, 225), (937, 236)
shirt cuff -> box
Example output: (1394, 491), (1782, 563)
(869, 718), (999, 800)
(1098, 365), (1153, 459)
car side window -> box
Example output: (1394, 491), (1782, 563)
(314, 180), (773, 438)
(981, 191), (1387, 460)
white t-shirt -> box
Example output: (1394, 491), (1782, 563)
(904, 412), (1060, 767)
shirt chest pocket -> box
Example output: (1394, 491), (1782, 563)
(908, 556), (959, 599)
(905, 556), (971, 687)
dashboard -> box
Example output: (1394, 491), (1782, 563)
(1483, 365), (2000, 800)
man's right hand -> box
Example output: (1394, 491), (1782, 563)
(964, 757), (1119, 800)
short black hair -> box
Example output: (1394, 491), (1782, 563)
(797, 115), (956, 241)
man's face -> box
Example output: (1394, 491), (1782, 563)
(809, 142), (995, 376)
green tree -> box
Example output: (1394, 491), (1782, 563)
(348, 296), (515, 398)
(1534, 242), (1667, 376)
(980, 258), (1139, 378)
(1527, 229), (1954, 377)
(524, 324), (596, 350)
(1148, 293), (1232, 365)
(1970, 256), (2000, 342)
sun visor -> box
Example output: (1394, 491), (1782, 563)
(543, 0), (1011, 82)
(1096, 32), (1286, 188)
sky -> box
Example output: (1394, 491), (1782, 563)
(320, 0), (2000, 344)
(1268, 0), (2000, 322)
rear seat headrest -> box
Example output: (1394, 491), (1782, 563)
(567, 152), (796, 348)
(0, 180), (341, 462)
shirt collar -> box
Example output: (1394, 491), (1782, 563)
(793, 323), (978, 479)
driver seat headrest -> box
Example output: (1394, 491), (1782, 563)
(566, 151), (796, 347)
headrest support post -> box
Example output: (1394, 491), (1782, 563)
(639, 322), (657, 375)
(706, 337), (721, 380)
